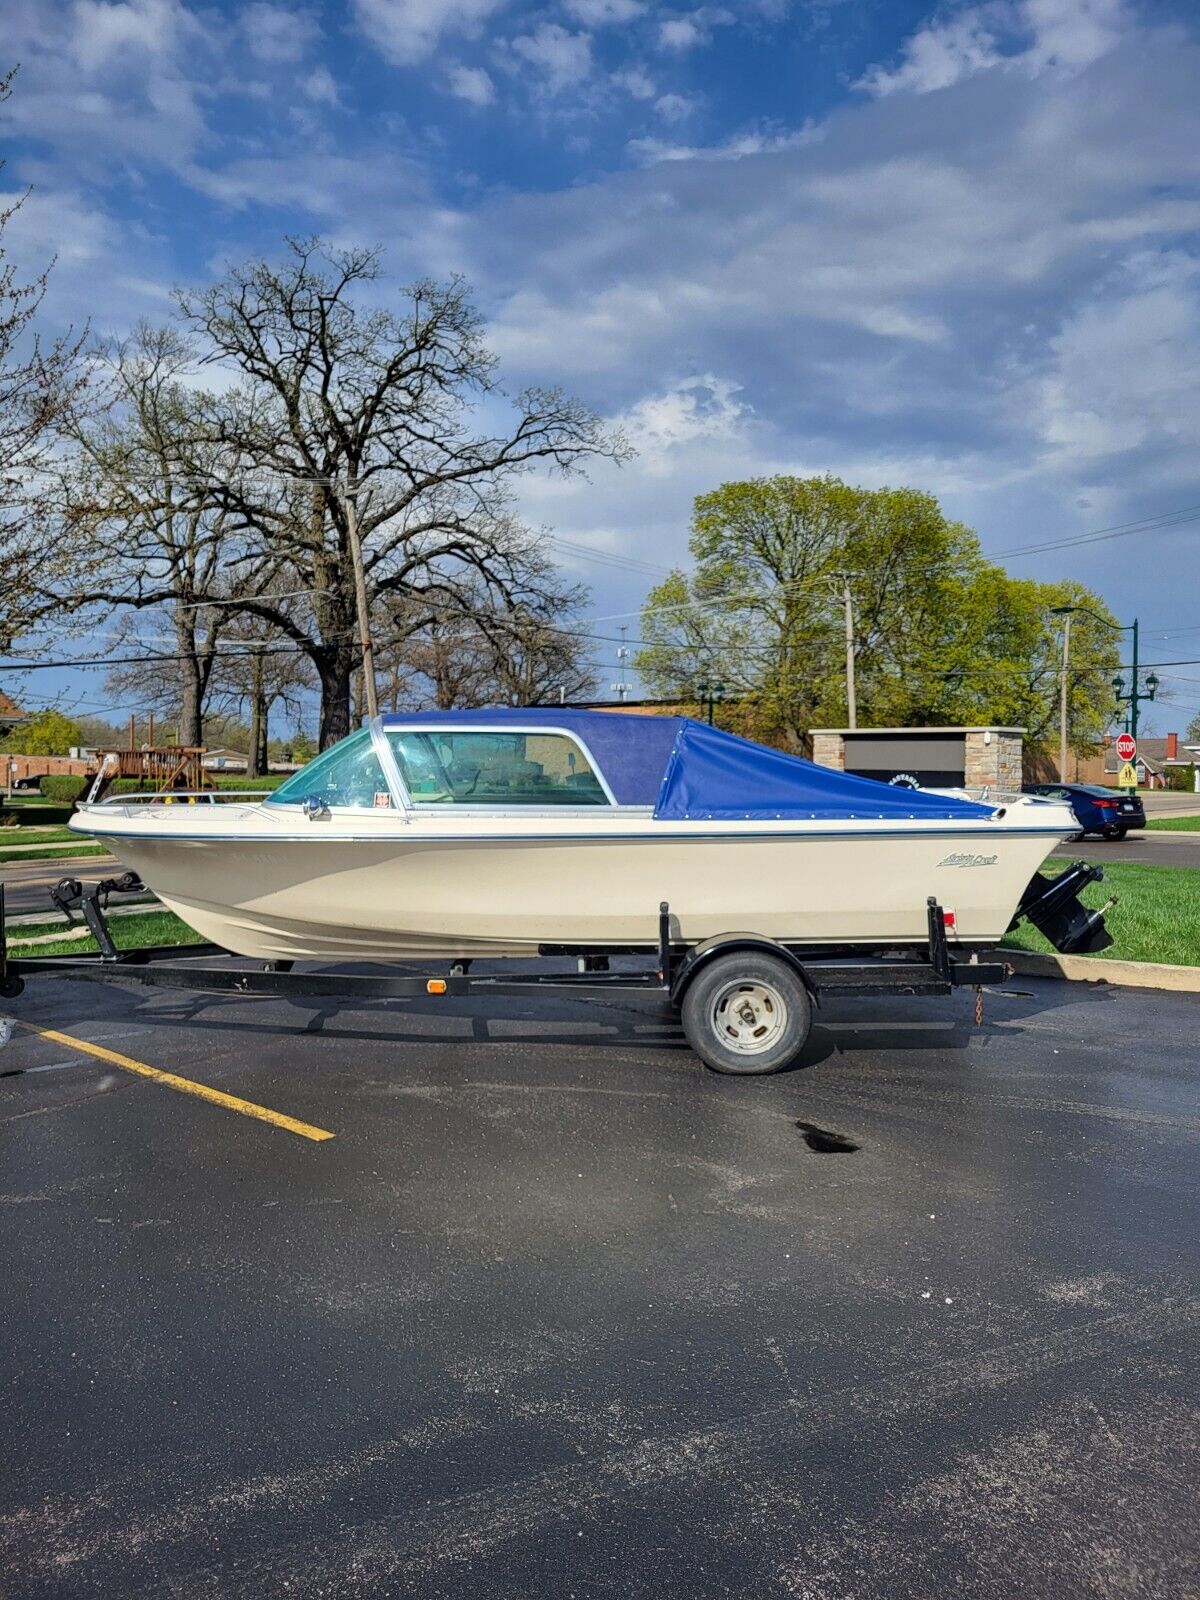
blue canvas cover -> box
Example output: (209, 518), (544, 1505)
(653, 719), (996, 822)
(380, 707), (684, 806)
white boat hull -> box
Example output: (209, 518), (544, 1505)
(74, 806), (1074, 961)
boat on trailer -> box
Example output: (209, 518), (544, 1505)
(9, 709), (1114, 1075)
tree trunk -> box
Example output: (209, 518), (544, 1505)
(177, 657), (204, 747)
(174, 612), (206, 748)
(256, 707), (269, 777)
(246, 649), (265, 779)
(316, 644), (355, 748)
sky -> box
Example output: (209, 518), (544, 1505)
(3, 0), (1200, 728)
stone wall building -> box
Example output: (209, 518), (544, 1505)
(809, 726), (1025, 793)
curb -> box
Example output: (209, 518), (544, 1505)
(1006, 950), (1200, 993)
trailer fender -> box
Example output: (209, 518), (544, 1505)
(669, 935), (817, 1008)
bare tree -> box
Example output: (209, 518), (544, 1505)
(0, 67), (88, 655)
(375, 531), (597, 710)
(63, 323), (278, 744)
(176, 238), (628, 745)
(209, 611), (313, 776)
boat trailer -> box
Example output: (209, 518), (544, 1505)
(0, 870), (1041, 1075)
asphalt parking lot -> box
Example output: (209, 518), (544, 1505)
(2, 970), (1198, 1598)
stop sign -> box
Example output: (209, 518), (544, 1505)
(1116, 732), (1136, 762)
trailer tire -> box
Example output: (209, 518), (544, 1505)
(681, 952), (812, 1076)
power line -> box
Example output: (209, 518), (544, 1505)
(989, 505), (1200, 560)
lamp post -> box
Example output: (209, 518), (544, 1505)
(697, 680), (725, 725)
(1051, 606), (1155, 793)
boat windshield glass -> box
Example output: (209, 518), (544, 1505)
(388, 729), (610, 806)
(267, 730), (394, 810)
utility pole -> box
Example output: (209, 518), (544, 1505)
(841, 575), (857, 730)
(610, 624), (630, 703)
(342, 480), (379, 722)
(1058, 610), (1071, 782)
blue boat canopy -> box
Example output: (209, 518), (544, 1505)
(652, 719), (996, 822)
(380, 708), (996, 820)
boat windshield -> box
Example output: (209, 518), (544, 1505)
(388, 729), (610, 806)
(267, 730), (393, 810)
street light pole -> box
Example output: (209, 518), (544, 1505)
(1052, 604), (1156, 794)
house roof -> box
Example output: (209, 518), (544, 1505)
(0, 689), (26, 723)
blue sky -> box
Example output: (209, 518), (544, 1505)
(3, 0), (1200, 727)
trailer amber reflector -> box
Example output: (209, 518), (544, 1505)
(427, 979), (448, 995)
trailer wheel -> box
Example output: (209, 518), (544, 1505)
(680, 952), (812, 1076)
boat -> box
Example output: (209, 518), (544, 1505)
(69, 709), (1109, 965)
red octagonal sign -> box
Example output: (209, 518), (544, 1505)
(1116, 732), (1136, 762)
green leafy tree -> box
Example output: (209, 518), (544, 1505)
(3, 708), (81, 755)
(637, 475), (1119, 752)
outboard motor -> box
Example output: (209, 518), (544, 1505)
(1011, 861), (1114, 955)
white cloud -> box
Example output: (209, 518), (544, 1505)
(857, 8), (1003, 97)
(654, 92), (698, 124)
(69, 0), (197, 72)
(511, 23), (594, 93)
(858, 0), (1128, 97)
(613, 66), (656, 99)
(616, 375), (750, 474)
(1024, 0), (1126, 70)
(657, 7), (732, 52)
(0, 0), (212, 172)
(628, 122), (818, 163)
(1035, 251), (1200, 473)
(564, 0), (643, 23)
(351, 0), (508, 66)
(240, 3), (320, 64)
(446, 63), (496, 105)
(302, 65), (340, 103)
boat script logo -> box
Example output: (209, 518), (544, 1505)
(938, 852), (999, 868)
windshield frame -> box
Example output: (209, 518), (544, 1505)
(383, 722), (618, 809)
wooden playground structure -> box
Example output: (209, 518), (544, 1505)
(88, 717), (209, 801)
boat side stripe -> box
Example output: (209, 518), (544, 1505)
(71, 825), (1075, 844)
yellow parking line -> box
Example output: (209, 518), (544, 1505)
(4, 1019), (334, 1142)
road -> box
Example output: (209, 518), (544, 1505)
(1052, 831), (1200, 869)
(1, 971), (1197, 1597)
(0, 853), (120, 917)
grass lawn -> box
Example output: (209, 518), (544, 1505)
(7, 908), (206, 959)
(0, 842), (109, 864)
(0, 825), (82, 845)
(1002, 860), (1200, 967)
(1146, 814), (1200, 831)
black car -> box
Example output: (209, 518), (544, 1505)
(1022, 782), (1146, 840)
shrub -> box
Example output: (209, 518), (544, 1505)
(40, 775), (88, 802)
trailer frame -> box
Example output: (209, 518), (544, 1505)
(0, 878), (1009, 1074)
